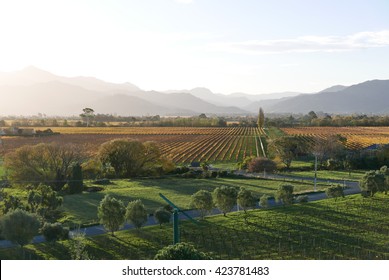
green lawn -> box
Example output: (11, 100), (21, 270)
(2, 194), (388, 260)
(59, 177), (329, 227)
(280, 169), (365, 181)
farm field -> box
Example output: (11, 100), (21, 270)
(281, 126), (389, 149)
(0, 126), (265, 163)
(1, 194), (388, 260)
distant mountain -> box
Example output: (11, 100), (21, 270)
(0, 67), (247, 116)
(319, 85), (348, 93)
(266, 80), (389, 114)
(0, 66), (141, 92)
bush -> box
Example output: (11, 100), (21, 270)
(154, 242), (212, 260)
(248, 157), (277, 173)
(154, 208), (171, 227)
(295, 195), (309, 203)
(41, 222), (69, 242)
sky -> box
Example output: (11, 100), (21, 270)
(0, 0), (389, 94)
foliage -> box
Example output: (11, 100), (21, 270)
(41, 222), (69, 242)
(126, 199), (148, 229)
(4, 143), (85, 189)
(259, 194), (269, 208)
(275, 184), (294, 206)
(325, 185), (345, 200)
(97, 194), (126, 236)
(269, 136), (309, 168)
(69, 231), (90, 260)
(80, 108), (95, 127)
(0, 209), (41, 247)
(213, 186), (238, 216)
(312, 135), (346, 166)
(98, 139), (163, 178)
(295, 195), (309, 203)
(154, 242), (212, 260)
(257, 107), (265, 128)
(237, 156), (255, 170)
(65, 163), (83, 194)
(190, 190), (213, 219)
(247, 157), (277, 173)
(359, 170), (386, 197)
(237, 187), (257, 213)
(1, 193), (24, 214)
(27, 184), (63, 221)
(153, 208), (171, 227)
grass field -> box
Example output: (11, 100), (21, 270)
(58, 177), (330, 227)
(1, 194), (388, 260)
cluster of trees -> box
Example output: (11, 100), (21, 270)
(359, 166), (389, 197)
(191, 186), (270, 219)
(266, 112), (389, 127)
(4, 139), (174, 189)
(97, 195), (159, 235)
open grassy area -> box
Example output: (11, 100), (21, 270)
(59, 177), (329, 227)
(2, 194), (388, 260)
(280, 169), (365, 181)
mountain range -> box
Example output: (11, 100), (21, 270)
(0, 66), (388, 116)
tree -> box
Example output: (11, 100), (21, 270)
(154, 208), (171, 228)
(325, 185), (345, 201)
(259, 194), (269, 208)
(275, 184), (294, 206)
(213, 186), (238, 216)
(269, 136), (308, 169)
(41, 222), (69, 243)
(312, 135), (346, 167)
(360, 170), (385, 197)
(257, 107), (265, 128)
(97, 194), (126, 236)
(5, 143), (85, 189)
(126, 199), (148, 229)
(247, 157), (277, 173)
(80, 108), (95, 127)
(154, 242), (212, 260)
(65, 163), (83, 194)
(0, 209), (41, 248)
(27, 184), (63, 221)
(379, 165), (389, 194)
(98, 139), (163, 178)
(237, 187), (256, 213)
(190, 190), (213, 219)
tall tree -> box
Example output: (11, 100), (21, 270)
(80, 108), (95, 127)
(126, 199), (148, 229)
(257, 107), (265, 129)
(213, 186), (238, 216)
(97, 194), (126, 236)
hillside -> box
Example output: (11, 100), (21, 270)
(267, 80), (389, 114)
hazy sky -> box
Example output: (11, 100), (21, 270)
(1, 0), (389, 94)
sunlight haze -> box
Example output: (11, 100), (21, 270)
(1, 0), (389, 94)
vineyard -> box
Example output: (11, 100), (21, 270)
(0, 127), (266, 163)
(281, 126), (389, 150)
